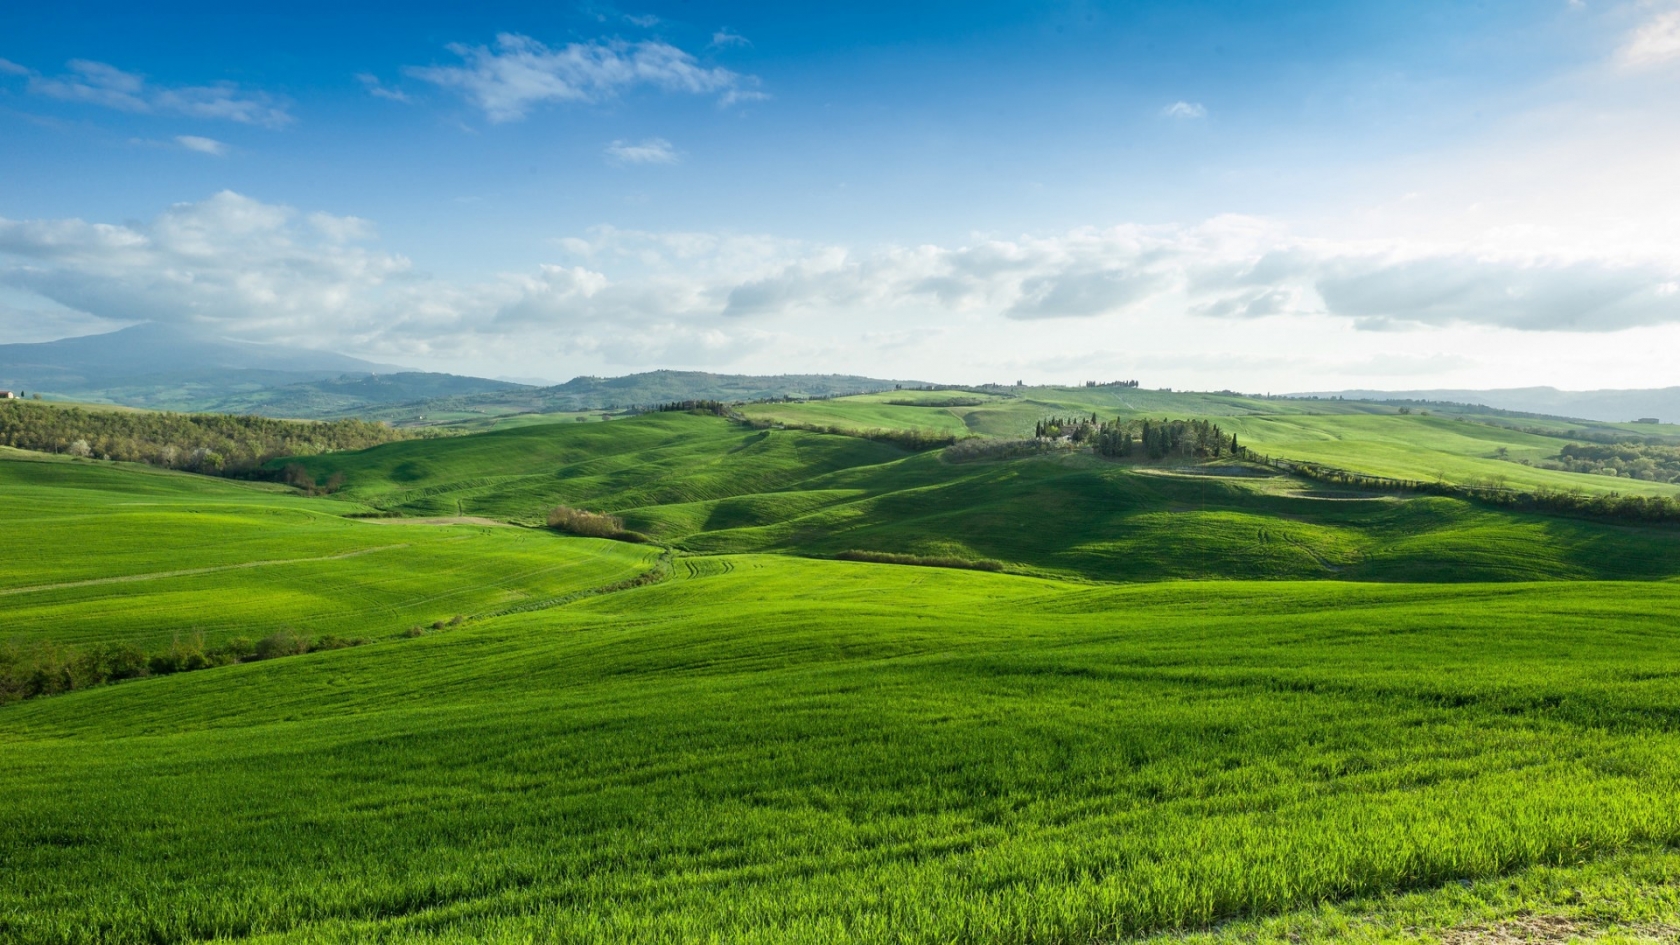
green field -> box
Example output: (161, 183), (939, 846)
(7, 556), (1680, 942)
(0, 449), (661, 649)
(5, 394), (1680, 942)
(283, 411), (1680, 583)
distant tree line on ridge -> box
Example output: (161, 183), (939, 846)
(0, 400), (423, 475)
(1035, 415), (1243, 461)
(1542, 442), (1680, 483)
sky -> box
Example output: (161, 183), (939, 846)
(1, 1), (1679, 390)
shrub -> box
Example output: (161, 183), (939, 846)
(254, 629), (310, 660)
(548, 505), (632, 539)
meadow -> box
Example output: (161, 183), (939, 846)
(6, 557), (1680, 942)
(5, 393), (1680, 942)
(0, 449), (660, 649)
(287, 411), (1680, 583)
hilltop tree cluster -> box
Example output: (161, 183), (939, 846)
(655, 399), (733, 416)
(1545, 442), (1680, 483)
(0, 400), (418, 474)
(1036, 415), (1242, 461)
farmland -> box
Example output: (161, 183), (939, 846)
(4, 391), (1680, 943)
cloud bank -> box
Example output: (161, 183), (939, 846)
(2, 193), (1678, 380)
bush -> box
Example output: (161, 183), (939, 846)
(547, 505), (650, 542)
(254, 629), (311, 660)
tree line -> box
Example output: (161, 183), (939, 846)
(1546, 442), (1680, 483)
(1036, 415), (1242, 461)
(0, 400), (422, 475)
(0, 630), (366, 705)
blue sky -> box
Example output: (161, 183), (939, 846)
(2, 1), (1678, 388)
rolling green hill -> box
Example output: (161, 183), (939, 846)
(7, 555), (1680, 942)
(285, 411), (1680, 583)
(737, 387), (1680, 498)
(0, 449), (661, 651)
(8, 392), (1680, 942)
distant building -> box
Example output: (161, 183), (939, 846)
(1634, 417), (1660, 424)
(0, 390), (15, 399)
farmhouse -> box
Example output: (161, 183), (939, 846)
(0, 390), (15, 399)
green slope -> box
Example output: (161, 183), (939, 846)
(0, 450), (662, 650)
(286, 413), (1680, 583)
(7, 559), (1680, 942)
(742, 387), (1680, 498)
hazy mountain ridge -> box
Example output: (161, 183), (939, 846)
(0, 326), (924, 419)
(1302, 387), (1680, 424)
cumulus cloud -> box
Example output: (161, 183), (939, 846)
(407, 34), (756, 121)
(13, 59), (292, 126)
(605, 137), (679, 164)
(1161, 101), (1207, 119)
(174, 135), (227, 156)
(1618, 8), (1680, 67)
(5, 193), (1680, 380)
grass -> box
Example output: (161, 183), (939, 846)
(0, 449), (662, 650)
(746, 387), (1680, 499)
(282, 413), (1680, 583)
(7, 399), (1680, 943)
(6, 557), (1680, 942)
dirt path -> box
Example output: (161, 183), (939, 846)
(0, 545), (409, 598)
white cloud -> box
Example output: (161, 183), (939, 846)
(605, 137), (680, 164)
(6, 193), (1680, 386)
(407, 34), (755, 122)
(711, 29), (751, 48)
(19, 59), (292, 126)
(174, 135), (227, 156)
(355, 73), (411, 103)
(1161, 101), (1207, 119)
(1618, 8), (1680, 67)
(0, 58), (29, 76)
(625, 14), (661, 27)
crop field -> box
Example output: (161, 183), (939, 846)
(283, 412), (1680, 583)
(5, 395), (1680, 943)
(0, 450), (661, 649)
(7, 557), (1680, 942)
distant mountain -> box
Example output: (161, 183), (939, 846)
(1299, 387), (1680, 424)
(197, 372), (531, 418)
(0, 327), (926, 420)
(363, 370), (932, 423)
(0, 323), (405, 393)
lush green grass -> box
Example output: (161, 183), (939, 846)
(0, 450), (662, 650)
(747, 388), (1680, 498)
(285, 413), (1680, 583)
(286, 411), (909, 522)
(6, 557), (1680, 942)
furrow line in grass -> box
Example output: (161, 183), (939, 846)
(0, 544), (411, 598)
(475, 549), (676, 619)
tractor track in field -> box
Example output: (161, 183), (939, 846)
(0, 545), (411, 598)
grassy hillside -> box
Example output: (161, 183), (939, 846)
(286, 411), (1680, 582)
(0, 450), (661, 650)
(7, 557), (1680, 942)
(737, 387), (1680, 499)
